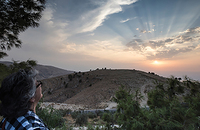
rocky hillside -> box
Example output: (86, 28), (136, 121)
(41, 69), (168, 109)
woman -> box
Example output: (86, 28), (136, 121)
(0, 68), (49, 130)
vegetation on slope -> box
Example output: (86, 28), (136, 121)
(35, 76), (200, 129)
(108, 77), (200, 130)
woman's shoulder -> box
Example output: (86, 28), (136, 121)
(25, 111), (49, 130)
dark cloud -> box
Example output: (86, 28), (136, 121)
(165, 38), (173, 42)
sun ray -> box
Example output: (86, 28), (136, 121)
(165, 0), (181, 38)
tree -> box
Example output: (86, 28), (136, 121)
(111, 78), (200, 129)
(0, 60), (37, 87)
(9, 59), (37, 73)
(0, 0), (46, 58)
(113, 86), (145, 129)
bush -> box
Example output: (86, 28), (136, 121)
(56, 108), (72, 117)
(87, 112), (97, 119)
(75, 113), (88, 126)
(112, 78), (200, 130)
(68, 74), (73, 81)
(102, 112), (115, 129)
(36, 105), (66, 128)
(71, 111), (81, 119)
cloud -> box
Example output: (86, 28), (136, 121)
(61, 0), (137, 33)
(181, 26), (200, 35)
(120, 18), (130, 23)
(45, 0), (138, 36)
(120, 17), (137, 23)
(58, 38), (142, 62)
(126, 39), (143, 51)
(138, 29), (154, 33)
(140, 30), (147, 33)
(147, 40), (165, 49)
(165, 38), (173, 43)
(146, 46), (195, 60)
(71, 0), (138, 33)
(126, 26), (200, 60)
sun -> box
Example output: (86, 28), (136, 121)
(151, 60), (166, 66)
(154, 61), (159, 64)
(152, 60), (161, 65)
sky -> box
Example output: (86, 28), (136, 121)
(1, 0), (200, 81)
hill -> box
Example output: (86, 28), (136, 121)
(41, 69), (168, 109)
(34, 64), (74, 80)
(0, 61), (74, 80)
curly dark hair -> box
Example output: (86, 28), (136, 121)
(0, 68), (38, 119)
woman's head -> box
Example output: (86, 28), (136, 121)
(0, 68), (39, 119)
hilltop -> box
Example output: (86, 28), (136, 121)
(41, 69), (167, 109)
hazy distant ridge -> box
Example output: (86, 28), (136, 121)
(0, 61), (74, 80)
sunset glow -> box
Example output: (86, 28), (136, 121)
(153, 61), (159, 65)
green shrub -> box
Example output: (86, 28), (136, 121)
(75, 113), (88, 126)
(56, 108), (72, 117)
(71, 111), (81, 119)
(102, 112), (115, 130)
(96, 111), (104, 118)
(87, 112), (97, 119)
(36, 105), (66, 128)
(87, 123), (95, 130)
(112, 78), (200, 130)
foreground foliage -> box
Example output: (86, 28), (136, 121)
(36, 104), (70, 129)
(111, 77), (200, 130)
(0, 60), (37, 87)
(0, 0), (46, 58)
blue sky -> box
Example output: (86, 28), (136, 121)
(2, 0), (200, 80)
